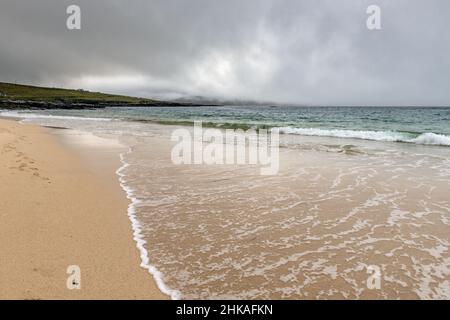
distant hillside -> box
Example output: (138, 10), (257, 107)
(0, 82), (185, 109)
(172, 95), (280, 107)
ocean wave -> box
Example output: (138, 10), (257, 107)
(116, 149), (181, 300)
(0, 110), (112, 121)
(3, 109), (449, 147)
(408, 132), (450, 146)
(276, 127), (450, 146)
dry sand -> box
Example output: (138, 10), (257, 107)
(0, 119), (166, 299)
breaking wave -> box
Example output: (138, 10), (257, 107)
(0, 110), (112, 122)
(277, 127), (450, 146)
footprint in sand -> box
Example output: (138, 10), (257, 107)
(1, 144), (15, 154)
(3, 144), (51, 182)
(32, 170), (51, 182)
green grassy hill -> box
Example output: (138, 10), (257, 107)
(0, 82), (176, 108)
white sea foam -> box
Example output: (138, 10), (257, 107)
(276, 127), (450, 146)
(277, 127), (406, 142)
(62, 130), (124, 148)
(0, 110), (112, 122)
(409, 132), (450, 146)
(116, 148), (181, 300)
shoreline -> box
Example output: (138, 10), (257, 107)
(1, 110), (450, 149)
(1, 112), (449, 299)
(0, 118), (167, 299)
(116, 149), (181, 300)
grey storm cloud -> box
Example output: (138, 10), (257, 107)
(1, 0), (450, 105)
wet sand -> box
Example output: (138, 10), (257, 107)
(0, 119), (166, 299)
(116, 126), (450, 299)
(1, 116), (448, 300)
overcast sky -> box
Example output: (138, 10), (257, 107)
(1, 0), (450, 105)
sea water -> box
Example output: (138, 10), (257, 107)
(2, 106), (449, 299)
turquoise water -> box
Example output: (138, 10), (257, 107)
(2, 106), (450, 145)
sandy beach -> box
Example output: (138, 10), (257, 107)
(1, 111), (449, 300)
(0, 119), (166, 299)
